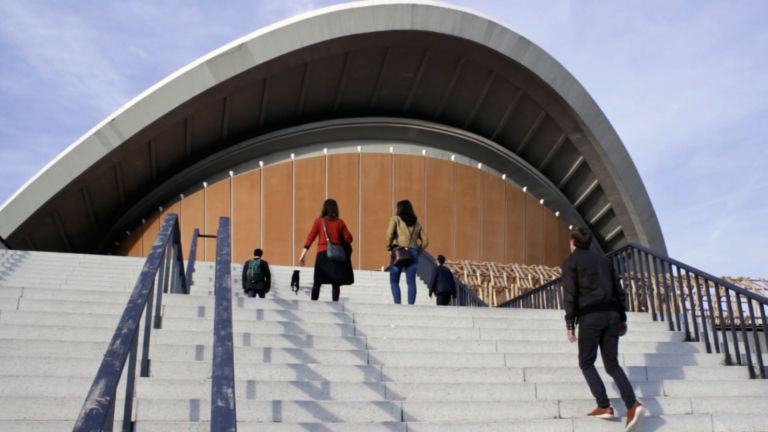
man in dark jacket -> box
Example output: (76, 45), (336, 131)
(562, 227), (646, 432)
(242, 248), (271, 298)
(428, 254), (456, 306)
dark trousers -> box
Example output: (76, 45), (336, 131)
(578, 311), (637, 409)
(246, 290), (265, 298)
(435, 293), (452, 306)
(311, 283), (340, 301)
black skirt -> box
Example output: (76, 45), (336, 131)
(313, 243), (354, 286)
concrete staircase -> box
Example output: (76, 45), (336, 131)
(1, 249), (767, 431)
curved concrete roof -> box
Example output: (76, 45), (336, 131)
(0, 0), (665, 254)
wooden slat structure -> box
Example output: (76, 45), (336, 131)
(445, 260), (561, 307)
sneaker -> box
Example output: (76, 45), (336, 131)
(587, 406), (614, 419)
(625, 401), (647, 432)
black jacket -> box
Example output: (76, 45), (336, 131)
(562, 248), (626, 330)
(429, 265), (456, 296)
(241, 258), (271, 292)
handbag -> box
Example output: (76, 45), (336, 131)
(390, 224), (421, 266)
(321, 219), (346, 262)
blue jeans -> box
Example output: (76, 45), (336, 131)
(389, 247), (419, 304)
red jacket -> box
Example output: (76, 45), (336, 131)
(304, 217), (353, 252)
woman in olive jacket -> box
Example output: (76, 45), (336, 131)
(386, 200), (429, 304)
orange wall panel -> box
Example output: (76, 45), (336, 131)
(328, 154), (360, 268)
(524, 194), (546, 265)
(425, 158), (454, 260)
(141, 214), (161, 257)
(481, 174), (505, 262)
(204, 179), (231, 261)
(294, 157), (326, 268)
(232, 169), (261, 264)
(542, 209), (562, 267)
(505, 184), (526, 264)
(120, 224), (146, 257)
(453, 164), (481, 261)
(394, 155), (425, 220)
(360, 154), (392, 270)
(114, 153), (572, 271)
(180, 190), (204, 261)
(262, 162), (293, 265)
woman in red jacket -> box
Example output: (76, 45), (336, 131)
(299, 198), (354, 301)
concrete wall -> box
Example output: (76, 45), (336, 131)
(117, 153), (570, 268)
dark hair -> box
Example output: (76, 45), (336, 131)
(396, 199), (417, 226)
(253, 248), (263, 257)
(437, 254), (446, 265)
(321, 198), (339, 220)
(570, 227), (592, 250)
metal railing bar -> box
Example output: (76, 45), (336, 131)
(684, 270), (701, 342)
(714, 282), (729, 359)
(762, 303), (768, 371)
(210, 217), (237, 431)
(654, 256), (674, 329)
(619, 243), (768, 303)
(693, 271), (712, 353)
(74, 214), (188, 431)
(703, 279), (721, 355)
(0, 234), (10, 250)
(667, 261), (682, 332)
(736, 292), (755, 377)
(747, 300), (765, 379)
(185, 229), (200, 293)
(675, 266), (692, 341)
(725, 284), (742, 364)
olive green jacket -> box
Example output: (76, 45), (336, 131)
(386, 216), (429, 252)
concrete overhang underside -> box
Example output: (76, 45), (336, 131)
(0, 0), (665, 256)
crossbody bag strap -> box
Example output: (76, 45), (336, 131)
(406, 224), (421, 248)
(320, 219), (333, 244)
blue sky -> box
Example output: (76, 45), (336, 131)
(1, 1), (766, 278)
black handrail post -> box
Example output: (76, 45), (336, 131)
(646, 253), (661, 322)
(747, 300), (765, 379)
(666, 261), (681, 332)
(762, 303), (768, 373)
(714, 284), (730, 361)
(140, 277), (156, 378)
(185, 228), (200, 293)
(654, 257), (674, 329)
(693, 273), (712, 353)
(211, 217), (237, 432)
(121, 328), (140, 431)
(153, 256), (165, 330)
(703, 279), (721, 355)
(627, 249), (642, 312)
(735, 293), (755, 378)
(161, 243), (172, 293)
(684, 271), (701, 342)
(725, 290), (743, 365)
(675, 266), (692, 341)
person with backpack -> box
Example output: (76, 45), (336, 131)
(242, 248), (271, 298)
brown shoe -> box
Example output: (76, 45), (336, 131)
(587, 406), (614, 419)
(625, 401), (647, 432)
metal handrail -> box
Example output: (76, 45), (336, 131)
(417, 251), (488, 307)
(73, 214), (188, 431)
(210, 217), (237, 431)
(499, 242), (768, 379)
(0, 234), (10, 250)
(185, 228), (200, 292)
